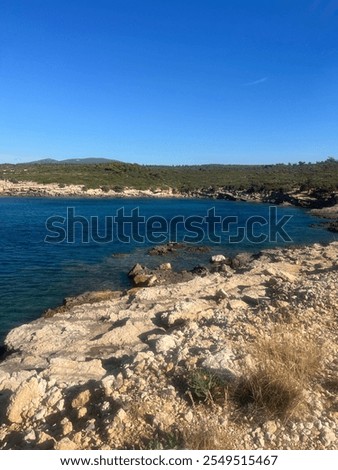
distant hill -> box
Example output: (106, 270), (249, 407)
(25, 157), (120, 165)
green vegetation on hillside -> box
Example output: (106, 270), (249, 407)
(1, 158), (337, 192)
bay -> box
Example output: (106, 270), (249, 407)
(0, 197), (336, 343)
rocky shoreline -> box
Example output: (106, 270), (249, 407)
(1, 178), (338, 232)
(0, 179), (180, 199)
(310, 206), (338, 233)
(0, 178), (337, 207)
(0, 242), (337, 450)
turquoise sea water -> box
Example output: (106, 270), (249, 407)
(0, 197), (336, 343)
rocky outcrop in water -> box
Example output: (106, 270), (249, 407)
(311, 205), (338, 233)
(0, 242), (337, 450)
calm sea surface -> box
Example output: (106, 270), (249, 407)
(0, 197), (336, 342)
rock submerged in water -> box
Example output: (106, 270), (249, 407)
(148, 242), (185, 256)
(328, 221), (338, 233)
(148, 242), (210, 256)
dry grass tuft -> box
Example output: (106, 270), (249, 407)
(234, 368), (303, 419)
(181, 418), (242, 450)
(233, 327), (322, 420)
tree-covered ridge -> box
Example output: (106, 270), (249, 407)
(1, 158), (337, 192)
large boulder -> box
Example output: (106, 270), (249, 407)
(128, 263), (145, 278)
(7, 377), (47, 424)
(211, 254), (227, 263)
(133, 274), (157, 287)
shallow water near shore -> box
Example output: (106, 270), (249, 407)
(0, 197), (336, 343)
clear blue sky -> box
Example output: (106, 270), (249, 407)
(0, 0), (338, 165)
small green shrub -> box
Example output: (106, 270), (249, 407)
(145, 432), (182, 450)
(186, 369), (227, 404)
(113, 185), (124, 193)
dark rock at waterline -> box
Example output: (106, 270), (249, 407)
(64, 290), (122, 307)
(328, 221), (338, 233)
(190, 261), (233, 277)
(185, 245), (211, 253)
(128, 262), (195, 287)
(262, 189), (338, 209)
(215, 192), (238, 201)
(158, 270), (194, 284)
(44, 290), (123, 317)
(311, 220), (338, 233)
(147, 242), (210, 256)
(111, 252), (129, 258)
(128, 263), (146, 278)
(133, 274), (158, 287)
(148, 243), (185, 256)
(230, 253), (252, 270)
(0, 345), (8, 361)
(190, 265), (210, 276)
(128, 248), (258, 288)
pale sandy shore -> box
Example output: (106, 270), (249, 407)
(0, 179), (181, 198)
